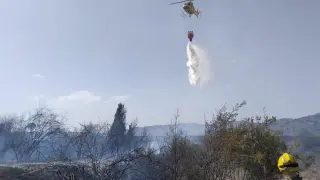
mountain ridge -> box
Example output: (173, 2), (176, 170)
(136, 113), (320, 137)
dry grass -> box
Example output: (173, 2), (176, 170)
(0, 163), (91, 180)
(0, 162), (319, 180)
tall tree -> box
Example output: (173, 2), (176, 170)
(109, 103), (127, 152)
(125, 121), (136, 150)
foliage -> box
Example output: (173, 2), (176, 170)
(0, 102), (316, 180)
(0, 107), (63, 162)
(109, 103), (127, 152)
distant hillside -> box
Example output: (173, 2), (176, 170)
(269, 113), (320, 136)
(136, 113), (320, 153)
(137, 113), (320, 137)
(137, 123), (205, 137)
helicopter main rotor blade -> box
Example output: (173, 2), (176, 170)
(168, 0), (189, 5)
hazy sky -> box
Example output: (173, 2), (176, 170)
(0, 0), (319, 127)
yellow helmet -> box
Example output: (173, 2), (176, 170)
(277, 153), (299, 173)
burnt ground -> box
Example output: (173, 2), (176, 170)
(0, 162), (319, 180)
(0, 163), (91, 180)
(299, 164), (320, 180)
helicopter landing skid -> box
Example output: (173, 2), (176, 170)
(180, 11), (188, 18)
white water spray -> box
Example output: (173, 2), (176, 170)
(186, 42), (211, 87)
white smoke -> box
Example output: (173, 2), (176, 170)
(186, 42), (211, 87)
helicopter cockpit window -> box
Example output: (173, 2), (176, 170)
(184, 4), (191, 11)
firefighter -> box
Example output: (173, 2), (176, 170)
(277, 153), (302, 180)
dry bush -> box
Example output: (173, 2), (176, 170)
(62, 121), (152, 180)
(203, 102), (247, 180)
(0, 116), (16, 162)
(138, 103), (288, 180)
(203, 102), (287, 180)
(0, 103), (155, 180)
(144, 110), (206, 180)
(155, 102), (288, 180)
(0, 107), (64, 162)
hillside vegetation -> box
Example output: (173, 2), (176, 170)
(0, 102), (317, 180)
(138, 114), (320, 154)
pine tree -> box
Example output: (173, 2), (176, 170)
(109, 103), (127, 152)
(125, 121), (136, 150)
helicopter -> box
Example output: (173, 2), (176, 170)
(168, 0), (200, 18)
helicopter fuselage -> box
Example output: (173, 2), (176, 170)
(168, 0), (199, 17)
(183, 2), (195, 15)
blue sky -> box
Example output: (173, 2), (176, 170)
(0, 0), (319, 127)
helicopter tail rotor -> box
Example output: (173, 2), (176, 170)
(195, 9), (200, 17)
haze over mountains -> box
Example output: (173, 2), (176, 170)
(137, 113), (320, 137)
(136, 113), (320, 153)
